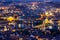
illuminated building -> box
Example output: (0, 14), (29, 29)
(7, 16), (15, 22)
(44, 18), (49, 23)
(4, 26), (7, 31)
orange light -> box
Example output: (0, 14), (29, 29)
(7, 16), (15, 22)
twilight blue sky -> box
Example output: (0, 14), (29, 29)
(1, 0), (60, 2)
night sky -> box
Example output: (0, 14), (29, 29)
(1, 0), (60, 2)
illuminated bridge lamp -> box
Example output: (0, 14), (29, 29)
(7, 16), (15, 22)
